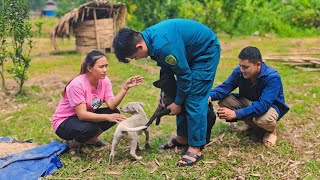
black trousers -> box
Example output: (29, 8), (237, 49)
(55, 108), (119, 143)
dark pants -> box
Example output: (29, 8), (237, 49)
(55, 108), (119, 143)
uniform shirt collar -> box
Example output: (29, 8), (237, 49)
(141, 31), (156, 57)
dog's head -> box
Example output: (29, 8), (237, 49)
(120, 102), (145, 114)
(153, 74), (177, 96)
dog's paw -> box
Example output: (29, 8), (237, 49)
(145, 143), (151, 149)
(135, 156), (142, 160)
(108, 157), (114, 165)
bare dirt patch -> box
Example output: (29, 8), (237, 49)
(0, 142), (38, 158)
(0, 74), (68, 113)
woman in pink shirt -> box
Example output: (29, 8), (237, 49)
(51, 50), (143, 158)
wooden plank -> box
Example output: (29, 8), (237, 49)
(264, 56), (320, 62)
(74, 25), (113, 32)
(310, 61), (320, 65)
(270, 53), (320, 56)
(76, 43), (113, 53)
(75, 29), (114, 38)
(295, 66), (320, 72)
(76, 36), (113, 47)
(93, 9), (100, 50)
(76, 38), (97, 46)
(284, 62), (314, 66)
(77, 19), (114, 26)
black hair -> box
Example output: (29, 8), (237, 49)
(113, 28), (142, 63)
(238, 46), (262, 63)
(62, 50), (106, 97)
(79, 50), (106, 74)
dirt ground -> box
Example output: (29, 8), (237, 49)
(0, 142), (38, 158)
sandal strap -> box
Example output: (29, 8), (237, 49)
(185, 151), (201, 159)
(180, 157), (193, 164)
(160, 138), (187, 149)
(177, 151), (204, 166)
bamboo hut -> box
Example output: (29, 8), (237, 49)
(50, 0), (126, 53)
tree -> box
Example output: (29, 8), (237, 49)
(0, 1), (10, 92)
(121, 0), (182, 31)
(6, 0), (34, 95)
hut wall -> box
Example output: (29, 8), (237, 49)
(74, 18), (114, 53)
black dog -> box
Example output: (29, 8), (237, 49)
(145, 74), (176, 127)
(145, 74), (216, 144)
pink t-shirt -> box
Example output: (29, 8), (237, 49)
(51, 74), (115, 131)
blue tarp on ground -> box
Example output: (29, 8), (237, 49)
(0, 137), (67, 180)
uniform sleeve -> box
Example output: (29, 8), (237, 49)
(104, 77), (114, 102)
(210, 67), (240, 100)
(160, 39), (192, 105)
(67, 84), (86, 107)
(235, 75), (282, 119)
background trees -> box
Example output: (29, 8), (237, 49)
(122, 0), (320, 37)
(28, 0), (319, 36)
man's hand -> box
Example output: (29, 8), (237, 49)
(167, 103), (181, 116)
(217, 107), (237, 121)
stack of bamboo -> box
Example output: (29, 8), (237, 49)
(265, 48), (320, 72)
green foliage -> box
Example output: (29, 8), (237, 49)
(31, 17), (58, 38)
(27, 0), (44, 11)
(54, 0), (90, 18)
(120, 0), (182, 31)
(34, 20), (43, 37)
(5, 0), (34, 94)
(123, 0), (320, 37)
(0, 1), (10, 91)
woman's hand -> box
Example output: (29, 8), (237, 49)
(123, 76), (144, 90)
(107, 113), (127, 123)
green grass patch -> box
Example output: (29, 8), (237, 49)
(1, 36), (319, 178)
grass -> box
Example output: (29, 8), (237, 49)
(0, 35), (319, 179)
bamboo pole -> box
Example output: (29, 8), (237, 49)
(93, 8), (100, 51)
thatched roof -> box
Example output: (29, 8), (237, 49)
(50, 0), (126, 50)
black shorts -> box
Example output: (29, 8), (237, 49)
(55, 108), (119, 143)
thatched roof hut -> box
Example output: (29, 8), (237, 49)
(50, 0), (126, 53)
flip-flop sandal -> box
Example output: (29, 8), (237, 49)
(160, 138), (187, 149)
(177, 151), (204, 167)
(263, 132), (277, 147)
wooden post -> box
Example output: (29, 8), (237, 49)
(93, 8), (100, 51)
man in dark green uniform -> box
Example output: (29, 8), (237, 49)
(113, 19), (220, 166)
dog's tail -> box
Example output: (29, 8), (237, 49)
(122, 126), (148, 132)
